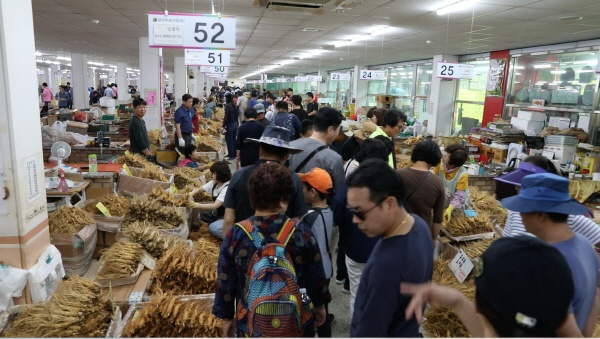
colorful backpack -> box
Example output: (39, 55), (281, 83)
(235, 218), (314, 337)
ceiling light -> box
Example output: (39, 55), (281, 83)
(91, 19), (100, 24)
(515, 66), (525, 69)
(302, 28), (324, 32)
(353, 35), (370, 42)
(532, 64), (551, 69)
(57, 56), (71, 61)
(550, 70), (566, 74)
(335, 41), (351, 48)
(426, 70), (433, 74)
(35, 51), (42, 56)
(370, 26), (394, 36)
(437, 0), (476, 16)
(426, 40), (432, 44)
(574, 60), (598, 65)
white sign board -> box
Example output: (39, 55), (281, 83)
(266, 79), (275, 84)
(359, 70), (386, 80)
(185, 49), (230, 66)
(24, 157), (41, 203)
(330, 72), (351, 81)
(148, 12), (236, 50)
(449, 249), (474, 283)
(301, 75), (322, 82)
(200, 66), (229, 74)
(436, 62), (474, 80)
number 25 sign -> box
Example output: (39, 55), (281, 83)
(148, 12), (236, 50)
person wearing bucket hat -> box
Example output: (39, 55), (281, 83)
(500, 173), (600, 335)
(496, 155), (600, 251)
(220, 125), (308, 238)
(401, 236), (576, 337)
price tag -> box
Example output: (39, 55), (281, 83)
(122, 164), (133, 176)
(185, 49), (230, 66)
(125, 151), (131, 156)
(449, 249), (474, 283)
(464, 209), (477, 217)
(436, 62), (474, 80)
(141, 252), (156, 270)
(200, 65), (229, 73)
(95, 202), (112, 217)
(148, 12), (236, 50)
(170, 184), (179, 193)
(128, 291), (144, 305)
(359, 70), (386, 80)
(330, 72), (351, 81)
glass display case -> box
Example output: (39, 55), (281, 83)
(453, 59), (489, 134)
(325, 70), (353, 110)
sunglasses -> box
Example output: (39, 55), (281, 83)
(347, 197), (387, 221)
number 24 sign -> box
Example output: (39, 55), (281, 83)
(148, 12), (236, 50)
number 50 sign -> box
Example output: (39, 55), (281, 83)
(148, 12), (236, 50)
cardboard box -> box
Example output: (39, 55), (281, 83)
(102, 269), (152, 305)
(491, 147), (509, 164)
(543, 145), (576, 164)
(517, 110), (546, 122)
(510, 117), (545, 133)
(376, 95), (394, 104)
(156, 150), (178, 163)
(51, 223), (97, 259)
(117, 167), (173, 196)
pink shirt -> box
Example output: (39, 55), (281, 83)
(42, 87), (52, 102)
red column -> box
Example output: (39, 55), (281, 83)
(482, 50), (511, 127)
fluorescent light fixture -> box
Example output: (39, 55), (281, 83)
(515, 73), (522, 75)
(580, 69), (595, 73)
(550, 70), (566, 74)
(35, 52), (42, 56)
(67, 64), (72, 67)
(426, 70), (433, 74)
(437, 0), (476, 16)
(530, 51), (548, 56)
(515, 66), (525, 69)
(353, 35), (370, 42)
(574, 60), (597, 65)
(335, 41), (351, 48)
(57, 56), (71, 61)
(369, 26), (394, 36)
(532, 64), (551, 69)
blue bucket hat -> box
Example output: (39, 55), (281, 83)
(501, 173), (589, 215)
(494, 162), (547, 187)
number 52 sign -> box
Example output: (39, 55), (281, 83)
(436, 62), (474, 80)
(148, 12), (236, 50)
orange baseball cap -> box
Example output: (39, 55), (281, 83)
(298, 167), (333, 194)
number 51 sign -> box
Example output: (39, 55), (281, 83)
(148, 12), (236, 50)
(436, 62), (474, 80)
(185, 49), (230, 66)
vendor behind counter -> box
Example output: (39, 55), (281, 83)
(128, 97), (153, 162)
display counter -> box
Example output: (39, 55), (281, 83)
(42, 146), (127, 163)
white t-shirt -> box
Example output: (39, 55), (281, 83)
(202, 180), (230, 203)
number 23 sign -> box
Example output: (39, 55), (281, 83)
(148, 12), (236, 50)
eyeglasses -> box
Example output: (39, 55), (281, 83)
(347, 197), (387, 221)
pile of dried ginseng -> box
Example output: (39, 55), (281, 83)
(454, 238), (496, 259)
(84, 194), (130, 216)
(149, 240), (219, 295)
(49, 206), (95, 234)
(96, 241), (144, 280)
(116, 153), (153, 169)
(469, 187), (507, 225)
(189, 222), (222, 248)
(120, 221), (183, 259)
(172, 167), (203, 190)
(1, 276), (114, 337)
(120, 294), (219, 337)
(444, 212), (494, 237)
(139, 165), (169, 182)
(148, 187), (190, 207)
(123, 195), (184, 229)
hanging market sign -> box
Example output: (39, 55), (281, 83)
(200, 66), (229, 73)
(330, 72), (351, 81)
(435, 62), (474, 80)
(148, 12), (236, 50)
(185, 49), (231, 66)
(359, 70), (386, 80)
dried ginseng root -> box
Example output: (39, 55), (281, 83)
(96, 241), (143, 280)
(49, 206), (94, 234)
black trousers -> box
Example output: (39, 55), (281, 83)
(175, 132), (193, 153)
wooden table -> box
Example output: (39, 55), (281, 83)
(46, 179), (91, 207)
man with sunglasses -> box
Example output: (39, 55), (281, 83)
(346, 159), (433, 337)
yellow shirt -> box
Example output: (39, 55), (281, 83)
(369, 126), (394, 168)
(433, 163), (468, 191)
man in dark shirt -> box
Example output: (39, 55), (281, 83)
(236, 107), (265, 167)
(270, 101), (301, 140)
(290, 95), (309, 122)
(254, 103), (270, 127)
(247, 90), (259, 108)
(128, 98), (153, 161)
(306, 92), (319, 119)
(174, 93), (194, 152)
(222, 125), (307, 237)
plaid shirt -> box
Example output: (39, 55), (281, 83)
(212, 214), (331, 335)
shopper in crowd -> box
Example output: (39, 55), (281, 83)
(236, 107), (265, 168)
(401, 236), (577, 337)
(367, 107), (386, 126)
(55, 85), (71, 109)
(433, 144), (471, 223)
(40, 82), (52, 113)
(191, 97), (200, 134)
(290, 95), (309, 122)
(223, 93), (239, 160)
(221, 125), (308, 237)
(496, 155), (600, 248)
(329, 120), (352, 157)
(370, 109), (407, 168)
(175, 94), (195, 153)
(253, 103), (270, 127)
(103, 84), (114, 98)
(347, 159), (433, 337)
(500, 173), (600, 335)
(178, 144), (200, 168)
(128, 98), (153, 161)
(111, 83), (118, 99)
(397, 140), (445, 244)
(332, 138), (391, 315)
(285, 87), (294, 101)
(305, 92), (318, 119)
(213, 162), (330, 337)
(65, 82), (73, 109)
(204, 96), (216, 119)
(247, 90), (259, 109)
(300, 119), (314, 138)
(237, 91), (249, 126)
(188, 161), (231, 237)
(299, 167), (335, 337)
(264, 93), (277, 120)
(343, 121), (378, 174)
(288, 107), (345, 191)
(270, 100), (301, 140)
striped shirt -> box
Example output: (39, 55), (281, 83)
(503, 210), (600, 246)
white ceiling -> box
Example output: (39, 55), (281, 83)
(31, 0), (600, 78)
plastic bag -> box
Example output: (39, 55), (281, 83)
(41, 126), (59, 147)
(59, 132), (87, 145)
(51, 121), (66, 136)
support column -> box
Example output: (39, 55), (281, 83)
(428, 55), (458, 136)
(0, 0), (50, 291)
(197, 70), (205, 98)
(353, 65), (368, 111)
(70, 52), (87, 109)
(87, 67), (95, 89)
(174, 57), (186, 103)
(116, 62), (127, 102)
(50, 64), (59, 92)
(139, 37), (162, 130)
